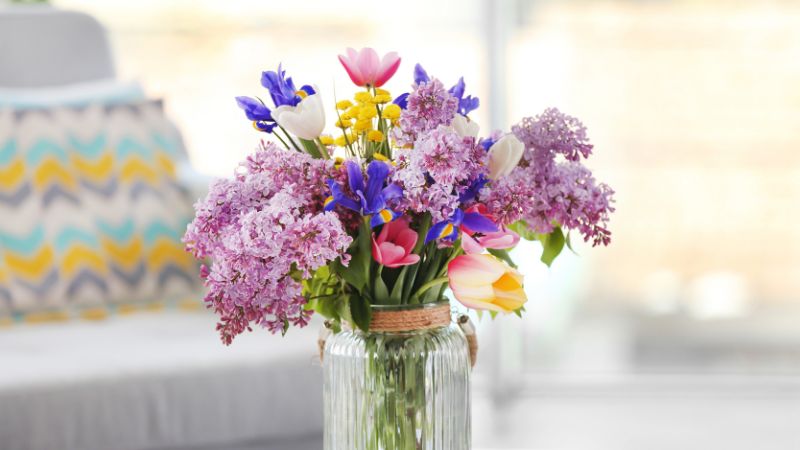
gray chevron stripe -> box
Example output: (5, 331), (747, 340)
(167, 180), (193, 201)
(66, 269), (109, 299)
(42, 185), (81, 207)
(15, 269), (58, 299)
(129, 181), (164, 202)
(110, 262), (146, 287)
(0, 286), (12, 308)
(157, 264), (194, 288)
(0, 182), (32, 207)
(80, 178), (119, 197)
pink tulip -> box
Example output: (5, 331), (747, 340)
(372, 218), (420, 268)
(460, 204), (520, 254)
(461, 230), (520, 254)
(448, 254), (527, 313)
(338, 47), (401, 88)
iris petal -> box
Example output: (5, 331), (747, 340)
(461, 212), (499, 234)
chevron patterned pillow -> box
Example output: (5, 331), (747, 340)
(0, 101), (199, 319)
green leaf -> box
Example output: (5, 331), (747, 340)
(507, 220), (538, 241)
(487, 248), (518, 268)
(332, 257), (366, 292)
(565, 231), (579, 255)
(373, 270), (390, 304)
(349, 294), (372, 332)
(537, 226), (565, 267)
(389, 266), (408, 305)
(299, 138), (322, 158)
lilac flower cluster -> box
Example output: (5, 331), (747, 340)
(393, 79), (459, 146)
(183, 142), (352, 344)
(393, 126), (488, 222)
(480, 108), (615, 246)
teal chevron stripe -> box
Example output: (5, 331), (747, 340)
(117, 137), (152, 161)
(143, 221), (181, 246)
(0, 225), (45, 256)
(68, 134), (107, 159)
(26, 139), (69, 165)
(96, 219), (136, 242)
(0, 139), (16, 166)
(152, 132), (180, 157)
(54, 227), (100, 253)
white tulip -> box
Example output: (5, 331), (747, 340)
(487, 134), (524, 179)
(451, 114), (480, 138)
(272, 92), (325, 140)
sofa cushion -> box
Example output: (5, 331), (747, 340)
(0, 79), (145, 109)
(0, 101), (198, 317)
(0, 311), (324, 450)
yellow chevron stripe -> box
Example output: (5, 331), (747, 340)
(147, 238), (193, 269)
(80, 307), (109, 321)
(72, 153), (114, 182)
(143, 301), (166, 312)
(118, 303), (140, 315)
(0, 265), (7, 283)
(6, 247), (54, 279)
(102, 237), (143, 269)
(23, 310), (70, 324)
(0, 159), (25, 189)
(61, 246), (107, 276)
(34, 159), (76, 190)
(157, 152), (176, 178)
(178, 298), (203, 311)
(120, 157), (157, 184)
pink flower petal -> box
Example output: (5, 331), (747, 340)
(461, 233), (484, 254)
(356, 48), (380, 86)
(394, 228), (418, 253)
(377, 242), (406, 266)
(374, 52), (401, 87)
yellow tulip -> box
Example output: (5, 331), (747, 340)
(447, 254), (527, 313)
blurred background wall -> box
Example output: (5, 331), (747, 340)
(44, 0), (800, 377)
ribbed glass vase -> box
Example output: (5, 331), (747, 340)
(323, 302), (471, 450)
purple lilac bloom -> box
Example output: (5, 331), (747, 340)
(393, 125), (488, 222)
(183, 142), (352, 344)
(481, 108), (615, 246)
(393, 78), (459, 146)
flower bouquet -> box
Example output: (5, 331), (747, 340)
(184, 47), (614, 449)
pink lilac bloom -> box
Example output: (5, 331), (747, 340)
(481, 108), (615, 246)
(183, 142), (352, 344)
(393, 78), (459, 146)
(393, 126), (488, 222)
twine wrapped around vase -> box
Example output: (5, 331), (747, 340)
(318, 303), (478, 368)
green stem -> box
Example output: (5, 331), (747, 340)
(315, 138), (331, 159)
(411, 277), (449, 302)
(279, 126), (303, 152)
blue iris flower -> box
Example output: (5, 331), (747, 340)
(425, 208), (498, 244)
(398, 64), (479, 116)
(480, 136), (498, 151)
(324, 160), (404, 228)
(235, 64), (315, 133)
(458, 175), (489, 203)
(448, 76), (480, 116)
(235, 96), (278, 132)
(393, 92), (409, 109)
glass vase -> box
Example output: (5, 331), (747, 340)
(322, 302), (471, 450)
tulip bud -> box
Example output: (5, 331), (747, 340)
(451, 114), (480, 138)
(272, 92), (326, 140)
(487, 134), (524, 179)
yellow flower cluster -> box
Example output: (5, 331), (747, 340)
(332, 89), (398, 147)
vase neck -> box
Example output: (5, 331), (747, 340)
(368, 302), (451, 333)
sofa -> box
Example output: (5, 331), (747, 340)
(0, 6), (323, 450)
